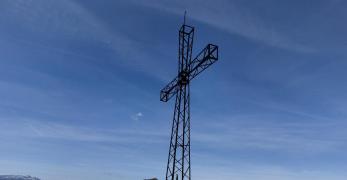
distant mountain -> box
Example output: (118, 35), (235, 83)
(0, 175), (40, 180)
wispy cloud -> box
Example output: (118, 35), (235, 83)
(132, 0), (314, 53)
(193, 163), (347, 180)
(2, 0), (127, 45)
(1, 0), (166, 80)
(131, 112), (143, 121)
(0, 117), (166, 144)
(6, 108), (339, 154)
(191, 113), (346, 153)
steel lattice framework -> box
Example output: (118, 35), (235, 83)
(160, 20), (219, 180)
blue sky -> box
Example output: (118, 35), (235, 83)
(0, 0), (347, 179)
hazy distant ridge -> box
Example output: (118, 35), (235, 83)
(0, 175), (40, 180)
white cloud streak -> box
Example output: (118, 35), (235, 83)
(1, 0), (166, 80)
(1, 0), (131, 50)
(193, 164), (347, 180)
(0, 117), (166, 144)
(132, 0), (314, 53)
(1, 112), (345, 154)
(131, 112), (143, 121)
(192, 114), (346, 153)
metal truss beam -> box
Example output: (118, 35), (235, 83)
(160, 44), (218, 102)
(160, 20), (219, 180)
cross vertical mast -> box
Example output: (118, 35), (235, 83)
(161, 13), (219, 180)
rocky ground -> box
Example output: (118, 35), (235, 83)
(0, 175), (40, 180)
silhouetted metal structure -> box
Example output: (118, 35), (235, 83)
(160, 14), (219, 180)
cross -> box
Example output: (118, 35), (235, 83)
(160, 14), (219, 180)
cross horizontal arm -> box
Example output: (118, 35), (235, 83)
(188, 44), (218, 81)
(160, 76), (179, 102)
(160, 44), (218, 102)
